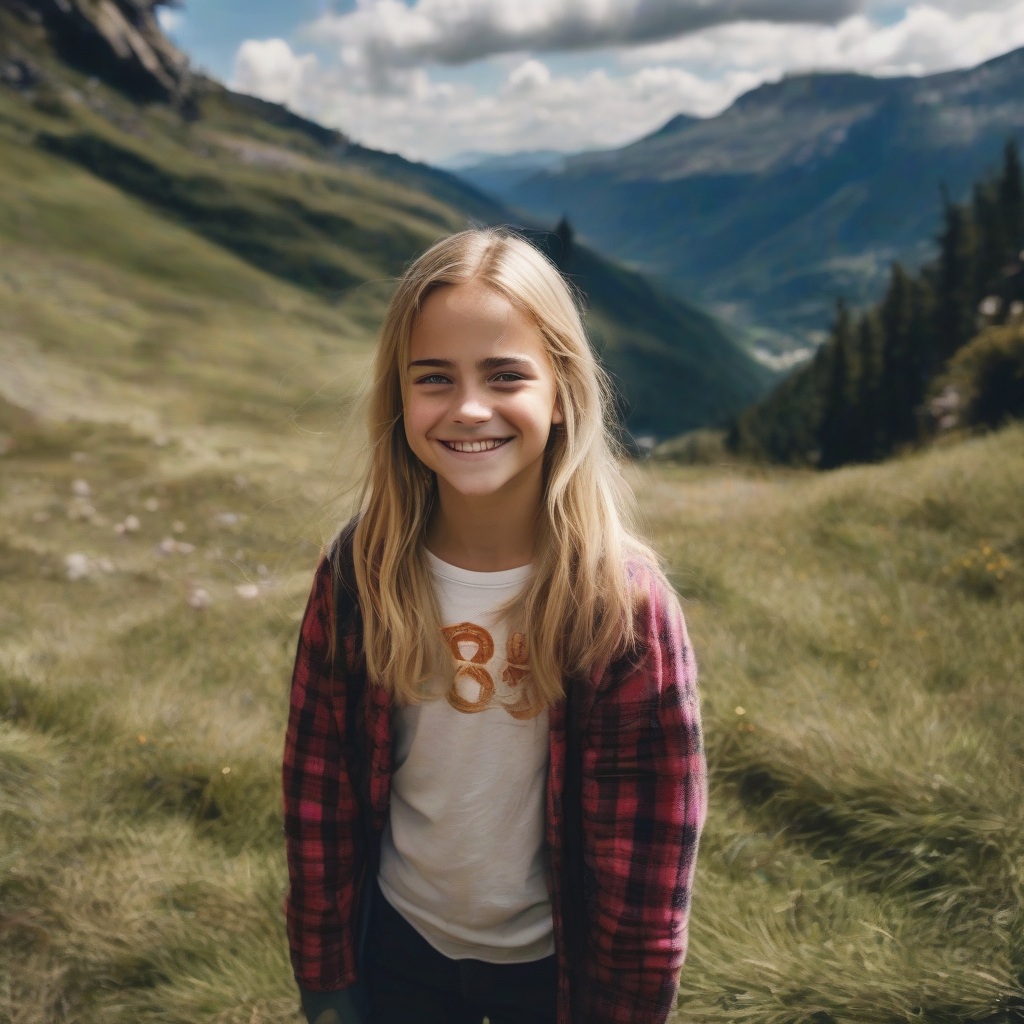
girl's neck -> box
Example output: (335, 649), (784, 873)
(426, 474), (541, 573)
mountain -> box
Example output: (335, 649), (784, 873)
(0, 0), (772, 442)
(488, 50), (1024, 353)
(444, 149), (574, 199)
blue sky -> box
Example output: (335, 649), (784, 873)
(158, 0), (1024, 163)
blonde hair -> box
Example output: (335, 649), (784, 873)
(346, 228), (658, 707)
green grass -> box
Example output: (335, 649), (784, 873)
(2, 352), (1022, 1023)
(1, 35), (1022, 1021)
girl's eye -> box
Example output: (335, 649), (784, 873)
(417, 374), (451, 385)
(491, 372), (525, 383)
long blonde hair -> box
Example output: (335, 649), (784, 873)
(348, 228), (658, 707)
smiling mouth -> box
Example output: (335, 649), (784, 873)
(438, 438), (512, 453)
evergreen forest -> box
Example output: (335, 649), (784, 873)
(729, 142), (1024, 467)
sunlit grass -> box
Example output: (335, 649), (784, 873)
(3, 401), (1022, 1021)
(1, 68), (1022, 1022)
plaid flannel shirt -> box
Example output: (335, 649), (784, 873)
(283, 543), (707, 1024)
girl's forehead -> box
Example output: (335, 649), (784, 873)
(411, 281), (543, 354)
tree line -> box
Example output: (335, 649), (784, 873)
(728, 141), (1024, 468)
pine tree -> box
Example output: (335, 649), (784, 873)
(935, 196), (977, 365)
(854, 311), (885, 459)
(818, 302), (856, 468)
(999, 139), (1024, 254)
(972, 180), (1005, 298)
(553, 216), (574, 269)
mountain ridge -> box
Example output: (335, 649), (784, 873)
(487, 47), (1024, 352)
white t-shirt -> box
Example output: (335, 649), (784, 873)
(377, 550), (554, 963)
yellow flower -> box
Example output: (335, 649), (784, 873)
(735, 706), (746, 716)
(222, 766), (231, 775)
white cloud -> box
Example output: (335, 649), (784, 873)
(156, 7), (182, 33)
(233, 38), (319, 107)
(230, 1), (1024, 163)
(625, 2), (1024, 77)
(304, 0), (861, 75)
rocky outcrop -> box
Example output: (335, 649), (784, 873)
(2, 0), (190, 101)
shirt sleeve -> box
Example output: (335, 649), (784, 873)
(283, 554), (363, 992)
(578, 569), (708, 1024)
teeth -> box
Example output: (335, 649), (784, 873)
(444, 438), (507, 452)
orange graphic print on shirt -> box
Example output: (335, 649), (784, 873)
(440, 622), (542, 719)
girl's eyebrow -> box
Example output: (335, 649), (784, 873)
(409, 358), (456, 369)
(408, 356), (537, 371)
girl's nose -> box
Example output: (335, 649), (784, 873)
(452, 390), (492, 424)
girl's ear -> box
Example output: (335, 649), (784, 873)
(552, 394), (564, 426)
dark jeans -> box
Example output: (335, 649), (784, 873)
(365, 880), (558, 1024)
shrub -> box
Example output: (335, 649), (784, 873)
(931, 324), (1024, 430)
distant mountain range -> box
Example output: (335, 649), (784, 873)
(0, 0), (773, 441)
(464, 50), (1024, 354)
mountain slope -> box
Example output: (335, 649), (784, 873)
(493, 50), (1024, 351)
(0, 0), (772, 441)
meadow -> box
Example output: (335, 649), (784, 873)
(2, 58), (1024, 1022)
(2, 328), (1022, 1023)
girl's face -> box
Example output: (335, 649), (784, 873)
(404, 280), (563, 500)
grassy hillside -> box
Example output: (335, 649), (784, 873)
(2, 7), (1022, 1021)
(3, 357), (1022, 1021)
(0, 0), (771, 441)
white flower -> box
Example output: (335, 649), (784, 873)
(235, 583), (260, 600)
(144, 497), (160, 512)
(124, 515), (141, 532)
(216, 512), (240, 526)
(66, 553), (90, 580)
(159, 537), (177, 554)
(72, 479), (91, 497)
(188, 587), (212, 609)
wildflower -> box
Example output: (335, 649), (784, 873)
(71, 479), (90, 497)
(257, 564), (268, 577)
(125, 515), (140, 532)
(188, 587), (212, 609)
(217, 512), (240, 526)
(735, 706), (746, 716)
(65, 553), (90, 580)
(138, 735), (146, 744)
(172, 520), (186, 533)
(222, 766), (231, 775)
(236, 583), (260, 600)
(144, 497), (159, 512)
(159, 537), (177, 555)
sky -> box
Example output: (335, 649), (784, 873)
(157, 0), (1024, 164)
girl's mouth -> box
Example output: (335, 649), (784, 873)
(439, 437), (512, 453)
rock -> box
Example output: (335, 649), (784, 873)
(10, 0), (192, 103)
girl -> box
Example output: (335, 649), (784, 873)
(283, 229), (707, 1024)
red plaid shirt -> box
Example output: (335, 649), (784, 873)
(283, 544), (707, 1024)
